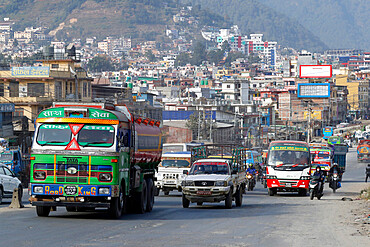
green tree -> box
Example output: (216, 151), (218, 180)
(175, 53), (191, 67)
(87, 55), (115, 72)
(145, 50), (156, 62)
(191, 41), (207, 66)
(206, 49), (224, 65)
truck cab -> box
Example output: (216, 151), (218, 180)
(0, 147), (24, 176)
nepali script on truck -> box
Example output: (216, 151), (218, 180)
(266, 141), (311, 196)
(29, 102), (162, 218)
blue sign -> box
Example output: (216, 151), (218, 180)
(11, 66), (49, 78)
(297, 83), (330, 98)
(271, 49), (275, 66)
(0, 103), (15, 112)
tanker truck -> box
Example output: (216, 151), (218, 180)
(29, 102), (162, 218)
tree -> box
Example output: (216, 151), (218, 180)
(207, 49), (224, 65)
(248, 52), (261, 64)
(145, 50), (156, 62)
(175, 53), (191, 67)
(87, 55), (115, 72)
(191, 41), (207, 66)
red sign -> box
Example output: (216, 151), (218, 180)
(69, 124), (84, 135)
(65, 138), (80, 151)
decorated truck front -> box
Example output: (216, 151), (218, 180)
(357, 140), (370, 162)
(29, 103), (162, 218)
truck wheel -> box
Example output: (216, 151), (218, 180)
(268, 188), (275, 196)
(135, 179), (147, 214)
(146, 178), (154, 212)
(36, 206), (51, 217)
(0, 187), (3, 205)
(163, 190), (170, 196)
(235, 187), (243, 207)
(225, 190), (233, 209)
(108, 185), (125, 218)
(182, 193), (190, 208)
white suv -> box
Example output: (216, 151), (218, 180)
(0, 164), (22, 204)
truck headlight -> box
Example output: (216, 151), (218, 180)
(215, 181), (227, 186)
(246, 174), (253, 179)
(99, 173), (112, 182)
(34, 171), (46, 180)
(98, 187), (110, 195)
(266, 175), (277, 179)
(33, 186), (43, 193)
(300, 176), (310, 180)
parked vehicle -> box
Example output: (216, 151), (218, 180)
(0, 164), (22, 204)
(357, 140), (370, 163)
(266, 141), (311, 196)
(0, 147), (29, 187)
(181, 145), (246, 209)
(309, 174), (323, 200)
(29, 102), (162, 218)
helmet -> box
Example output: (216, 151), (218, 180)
(249, 164), (253, 168)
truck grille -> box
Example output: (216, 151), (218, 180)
(194, 181), (215, 186)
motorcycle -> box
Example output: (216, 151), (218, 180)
(329, 170), (341, 193)
(246, 172), (256, 191)
(309, 174), (323, 200)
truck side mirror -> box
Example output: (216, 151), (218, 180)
(183, 170), (188, 175)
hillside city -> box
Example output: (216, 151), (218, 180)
(0, 3), (369, 246)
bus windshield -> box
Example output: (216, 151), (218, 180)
(161, 159), (190, 168)
(189, 162), (230, 175)
(268, 149), (310, 167)
(36, 124), (71, 146)
(0, 153), (12, 162)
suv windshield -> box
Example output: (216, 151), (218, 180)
(268, 150), (310, 167)
(77, 125), (115, 147)
(161, 159), (190, 168)
(36, 124), (71, 146)
(189, 162), (230, 175)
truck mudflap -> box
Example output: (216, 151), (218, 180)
(30, 184), (119, 197)
(267, 179), (309, 189)
(31, 201), (111, 208)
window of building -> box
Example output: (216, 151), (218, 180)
(27, 83), (45, 97)
(9, 80), (19, 97)
(83, 82), (88, 97)
(51, 64), (59, 69)
(227, 85), (231, 88)
(55, 81), (62, 99)
(13, 108), (24, 117)
(0, 83), (4, 96)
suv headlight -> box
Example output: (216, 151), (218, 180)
(182, 180), (194, 186)
(215, 181), (227, 186)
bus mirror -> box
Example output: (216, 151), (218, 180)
(183, 170), (188, 175)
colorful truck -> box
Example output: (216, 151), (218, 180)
(29, 102), (162, 218)
(309, 145), (333, 175)
(357, 140), (370, 162)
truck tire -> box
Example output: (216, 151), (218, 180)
(36, 206), (51, 217)
(0, 187), (3, 205)
(225, 190), (233, 209)
(135, 179), (147, 214)
(146, 178), (154, 212)
(108, 184), (125, 218)
(235, 186), (243, 207)
(268, 188), (275, 196)
(163, 190), (170, 196)
(182, 193), (190, 208)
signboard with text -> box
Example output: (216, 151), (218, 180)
(297, 83), (330, 98)
(299, 65), (332, 78)
(11, 66), (49, 78)
(0, 103), (15, 112)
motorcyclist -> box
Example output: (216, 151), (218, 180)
(246, 164), (256, 175)
(329, 163), (342, 188)
(312, 166), (325, 194)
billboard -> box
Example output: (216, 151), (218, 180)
(297, 83), (330, 98)
(11, 66), (49, 78)
(304, 110), (322, 120)
(299, 65), (332, 78)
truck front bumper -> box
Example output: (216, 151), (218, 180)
(30, 183), (119, 197)
(182, 186), (231, 203)
(31, 200), (110, 208)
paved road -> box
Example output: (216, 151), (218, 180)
(0, 148), (368, 247)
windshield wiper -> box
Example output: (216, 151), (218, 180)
(79, 141), (110, 147)
(39, 141), (67, 146)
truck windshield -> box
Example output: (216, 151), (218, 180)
(36, 124), (71, 146)
(316, 153), (330, 160)
(189, 162), (230, 175)
(0, 153), (12, 162)
(161, 159), (190, 168)
(268, 150), (310, 167)
(77, 125), (115, 147)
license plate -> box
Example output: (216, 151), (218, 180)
(164, 180), (176, 184)
(285, 183), (292, 188)
(197, 190), (212, 195)
(64, 185), (78, 196)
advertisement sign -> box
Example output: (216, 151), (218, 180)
(0, 103), (15, 112)
(297, 83), (330, 98)
(304, 110), (322, 120)
(299, 65), (332, 78)
(11, 66), (49, 78)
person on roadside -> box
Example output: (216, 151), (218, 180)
(366, 164), (370, 183)
(313, 166), (325, 194)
